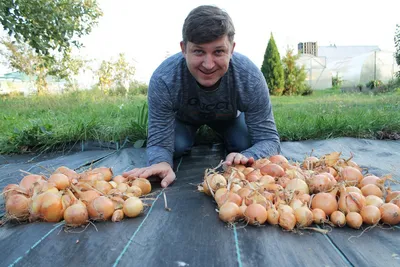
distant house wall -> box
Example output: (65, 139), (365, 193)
(0, 72), (66, 95)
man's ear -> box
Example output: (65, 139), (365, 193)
(180, 41), (186, 55)
(231, 42), (236, 55)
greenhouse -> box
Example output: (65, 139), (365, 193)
(298, 45), (399, 90)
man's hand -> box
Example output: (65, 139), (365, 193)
(122, 162), (176, 188)
(224, 152), (254, 166)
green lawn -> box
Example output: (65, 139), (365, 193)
(1, 88), (399, 154)
(272, 89), (400, 140)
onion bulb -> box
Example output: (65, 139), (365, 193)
(127, 185), (142, 197)
(267, 207), (280, 225)
(219, 202), (240, 223)
(360, 205), (381, 225)
(285, 178), (309, 195)
(113, 175), (128, 184)
(312, 208), (326, 224)
(87, 196), (114, 220)
(260, 163), (285, 177)
(215, 191), (242, 207)
(294, 206), (313, 227)
(19, 174), (45, 191)
(338, 190), (366, 214)
(112, 209), (124, 222)
(358, 175), (382, 188)
(54, 166), (79, 181)
(302, 156), (319, 170)
(6, 194), (30, 220)
(346, 212), (363, 229)
(308, 174), (332, 193)
(345, 186), (362, 194)
(279, 212), (296, 230)
(386, 189), (400, 208)
(132, 178), (152, 195)
(71, 184), (101, 205)
(361, 184), (382, 198)
(48, 173), (70, 190)
(123, 197), (144, 218)
(379, 203), (400, 225)
(64, 201), (88, 227)
(311, 192), (338, 216)
(339, 166), (363, 186)
(365, 195), (384, 207)
(39, 192), (63, 222)
(2, 184), (27, 200)
(246, 169), (262, 182)
(94, 180), (113, 194)
(91, 167), (113, 181)
(252, 158), (270, 169)
(258, 175), (275, 186)
(330, 211), (346, 227)
(244, 203), (268, 225)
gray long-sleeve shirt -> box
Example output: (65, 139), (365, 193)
(146, 52), (280, 167)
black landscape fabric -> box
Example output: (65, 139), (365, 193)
(0, 138), (399, 267)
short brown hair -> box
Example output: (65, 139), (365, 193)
(182, 5), (235, 46)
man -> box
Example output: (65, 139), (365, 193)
(123, 5), (280, 187)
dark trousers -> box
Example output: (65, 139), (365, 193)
(174, 112), (251, 158)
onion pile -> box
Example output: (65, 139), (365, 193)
(199, 151), (400, 231)
(2, 166), (150, 227)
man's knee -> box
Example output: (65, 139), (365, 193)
(225, 138), (251, 153)
(174, 138), (193, 158)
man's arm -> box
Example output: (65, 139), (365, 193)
(240, 75), (281, 159)
(146, 75), (176, 167)
(123, 75), (177, 188)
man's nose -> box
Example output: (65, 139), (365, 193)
(202, 54), (215, 69)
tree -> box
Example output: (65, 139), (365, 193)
(96, 53), (136, 95)
(0, 0), (102, 57)
(395, 24), (400, 77)
(282, 48), (308, 95)
(261, 33), (284, 96)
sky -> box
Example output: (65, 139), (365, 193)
(1, 0), (400, 84)
(76, 0), (400, 83)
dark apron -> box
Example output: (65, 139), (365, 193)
(176, 75), (238, 126)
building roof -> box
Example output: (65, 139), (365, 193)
(0, 71), (31, 81)
(318, 45), (380, 63)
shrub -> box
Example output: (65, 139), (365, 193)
(366, 80), (382, 89)
(300, 84), (314, 96)
(128, 81), (148, 96)
(332, 74), (343, 90)
(282, 49), (308, 95)
(387, 77), (400, 91)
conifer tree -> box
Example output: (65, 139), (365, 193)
(261, 33), (284, 95)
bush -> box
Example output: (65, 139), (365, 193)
(366, 80), (382, 89)
(332, 75), (343, 90)
(128, 81), (148, 96)
(300, 84), (313, 96)
(282, 49), (308, 95)
(387, 77), (400, 91)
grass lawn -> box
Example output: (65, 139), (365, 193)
(272, 89), (400, 141)
(1, 88), (399, 154)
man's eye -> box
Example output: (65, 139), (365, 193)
(193, 50), (203, 55)
(215, 50), (225, 55)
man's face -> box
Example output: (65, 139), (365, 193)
(180, 35), (235, 88)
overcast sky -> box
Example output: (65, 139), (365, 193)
(1, 0), (399, 83)
(77, 0), (400, 83)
